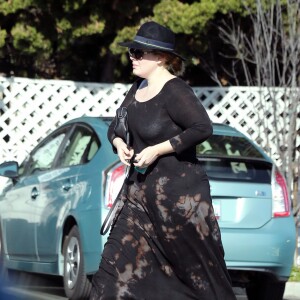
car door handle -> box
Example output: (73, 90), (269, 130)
(62, 181), (73, 192)
(31, 187), (39, 200)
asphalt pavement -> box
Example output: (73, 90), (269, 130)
(1, 282), (300, 300)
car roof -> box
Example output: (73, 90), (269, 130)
(212, 123), (244, 137)
(66, 118), (246, 139)
(66, 118), (246, 136)
(63, 117), (270, 161)
(66, 118), (241, 132)
(65, 116), (112, 127)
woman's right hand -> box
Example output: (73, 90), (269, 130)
(113, 137), (134, 166)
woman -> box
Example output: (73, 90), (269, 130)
(90, 21), (236, 300)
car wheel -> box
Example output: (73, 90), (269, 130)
(246, 278), (286, 300)
(63, 225), (92, 300)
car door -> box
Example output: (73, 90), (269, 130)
(0, 174), (39, 261)
(35, 123), (100, 262)
(1, 129), (68, 261)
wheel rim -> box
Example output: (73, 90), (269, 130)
(65, 236), (80, 289)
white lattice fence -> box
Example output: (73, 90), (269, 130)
(194, 86), (300, 161)
(0, 76), (299, 165)
(0, 77), (130, 163)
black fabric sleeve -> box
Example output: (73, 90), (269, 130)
(166, 79), (213, 154)
(107, 79), (141, 153)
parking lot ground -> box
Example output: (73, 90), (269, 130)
(2, 283), (299, 300)
(284, 282), (300, 300)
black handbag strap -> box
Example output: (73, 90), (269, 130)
(100, 190), (122, 235)
(121, 78), (143, 109)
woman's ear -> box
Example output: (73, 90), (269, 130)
(156, 53), (166, 65)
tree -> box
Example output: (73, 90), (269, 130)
(0, 0), (155, 81)
(110, 0), (259, 85)
(0, 0), (259, 84)
(215, 0), (300, 220)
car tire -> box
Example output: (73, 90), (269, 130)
(63, 225), (92, 300)
(246, 278), (286, 300)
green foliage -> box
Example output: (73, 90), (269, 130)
(289, 266), (300, 282)
(72, 14), (105, 38)
(0, 0), (294, 85)
(11, 23), (51, 57)
(152, 0), (260, 33)
(0, 0), (34, 16)
(153, 0), (217, 34)
(63, 0), (88, 12)
(109, 0), (260, 79)
(56, 18), (73, 32)
(55, 19), (71, 52)
(213, 0), (256, 15)
(110, 0), (223, 66)
(110, 25), (139, 56)
(0, 29), (7, 48)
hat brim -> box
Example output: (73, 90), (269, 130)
(118, 41), (186, 61)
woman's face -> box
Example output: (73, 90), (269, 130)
(129, 49), (161, 79)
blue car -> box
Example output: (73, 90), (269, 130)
(0, 117), (296, 300)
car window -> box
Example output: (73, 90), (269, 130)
(18, 155), (30, 176)
(25, 131), (67, 176)
(58, 125), (100, 167)
(197, 135), (272, 183)
(197, 135), (264, 158)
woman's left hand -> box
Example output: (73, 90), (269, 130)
(133, 146), (159, 168)
(134, 141), (174, 168)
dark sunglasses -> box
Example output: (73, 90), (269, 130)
(128, 48), (153, 60)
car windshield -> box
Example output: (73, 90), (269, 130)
(197, 135), (272, 183)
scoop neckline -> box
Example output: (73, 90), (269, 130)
(134, 77), (178, 103)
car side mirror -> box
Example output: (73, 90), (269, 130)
(0, 161), (19, 179)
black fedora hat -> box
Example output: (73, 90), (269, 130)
(119, 21), (185, 60)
